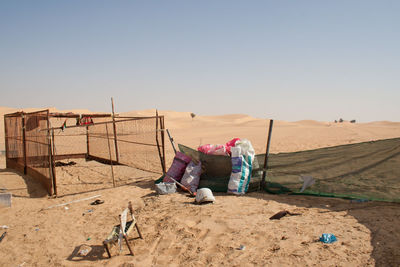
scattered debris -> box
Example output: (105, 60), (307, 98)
(195, 188), (215, 204)
(0, 231), (7, 243)
(155, 182), (177, 195)
(0, 192), (12, 207)
(90, 199), (104, 205)
(79, 247), (91, 256)
(41, 194), (101, 211)
(35, 228), (40, 231)
(269, 210), (301, 220)
(319, 233), (337, 243)
(54, 161), (77, 167)
(82, 209), (93, 216)
(237, 244), (246, 250)
(270, 244), (280, 252)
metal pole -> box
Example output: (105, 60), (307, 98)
(51, 128), (57, 196)
(86, 125), (90, 158)
(166, 129), (177, 154)
(4, 116), (10, 168)
(160, 116), (166, 173)
(22, 114), (27, 174)
(45, 111), (55, 196)
(261, 119), (274, 190)
(106, 123), (116, 187)
(155, 110), (164, 173)
(111, 97), (119, 163)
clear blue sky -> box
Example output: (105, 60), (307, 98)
(1, 1), (399, 122)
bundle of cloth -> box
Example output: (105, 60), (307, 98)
(197, 138), (241, 156)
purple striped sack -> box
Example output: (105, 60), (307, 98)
(163, 152), (192, 183)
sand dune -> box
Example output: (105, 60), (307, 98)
(1, 106), (400, 266)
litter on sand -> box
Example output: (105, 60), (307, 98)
(269, 210), (301, 220)
(195, 188), (215, 204)
(41, 195), (101, 211)
(90, 199), (104, 205)
(155, 182), (177, 195)
(0, 193), (12, 207)
(0, 231), (7, 243)
(238, 244), (246, 250)
(319, 233), (337, 243)
(82, 209), (93, 216)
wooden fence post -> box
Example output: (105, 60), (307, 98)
(111, 97), (119, 163)
(106, 123), (116, 187)
(261, 119), (274, 190)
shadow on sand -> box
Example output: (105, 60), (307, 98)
(67, 244), (108, 262)
(243, 192), (400, 266)
(0, 168), (48, 198)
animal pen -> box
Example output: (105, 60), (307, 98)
(4, 109), (166, 197)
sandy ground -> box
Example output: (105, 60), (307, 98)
(1, 107), (400, 266)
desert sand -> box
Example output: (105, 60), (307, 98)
(1, 106), (400, 266)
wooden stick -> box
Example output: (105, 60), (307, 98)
(119, 214), (134, 256)
(41, 194), (101, 210)
(22, 114), (27, 174)
(106, 124), (116, 188)
(160, 116), (166, 173)
(167, 175), (195, 196)
(103, 242), (112, 258)
(155, 110), (165, 173)
(166, 129), (177, 154)
(111, 97), (120, 163)
(261, 119), (274, 190)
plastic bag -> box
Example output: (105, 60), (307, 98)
(225, 138), (240, 155)
(227, 139), (255, 195)
(181, 161), (202, 193)
(195, 188), (215, 203)
(163, 152), (192, 183)
(155, 182), (177, 195)
(319, 233), (337, 243)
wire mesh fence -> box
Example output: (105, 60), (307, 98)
(4, 110), (166, 197)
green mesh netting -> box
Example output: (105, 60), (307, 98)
(265, 138), (400, 202)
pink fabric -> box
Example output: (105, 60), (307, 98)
(163, 152), (192, 183)
(197, 144), (227, 155)
(225, 138), (241, 154)
(197, 138), (241, 156)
